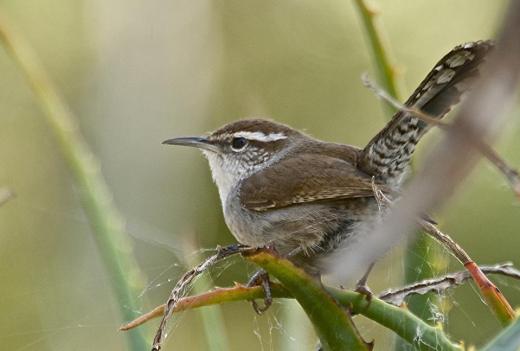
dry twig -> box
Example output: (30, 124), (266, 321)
(329, 2), (520, 325)
(371, 180), (515, 321)
(122, 262), (520, 331)
(380, 262), (519, 306)
(151, 244), (250, 351)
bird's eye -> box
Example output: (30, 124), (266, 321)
(231, 137), (248, 151)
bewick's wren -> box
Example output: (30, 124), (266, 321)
(164, 41), (492, 279)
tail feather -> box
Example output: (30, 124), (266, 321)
(359, 40), (494, 185)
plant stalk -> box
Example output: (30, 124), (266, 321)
(0, 11), (148, 350)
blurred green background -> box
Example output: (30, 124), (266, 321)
(0, 0), (518, 350)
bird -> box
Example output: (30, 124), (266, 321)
(163, 40), (493, 310)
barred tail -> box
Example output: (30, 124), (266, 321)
(359, 40), (494, 184)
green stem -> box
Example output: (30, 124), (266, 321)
(352, 0), (403, 113)
(331, 288), (460, 351)
(352, 3), (448, 343)
(0, 12), (148, 350)
(246, 250), (369, 351)
(248, 251), (460, 351)
(124, 276), (462, 350)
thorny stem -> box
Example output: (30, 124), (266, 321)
(418, 220), (471, 265)
(359, 1), (520, 331)
(151, 244), (249, 351)
(362, 13), (520, 329)
(352, 0), (403, 111)
(379, 262), (520, 305)
(352, 1), (447, 335)
(365, 72), (519, 323)
(0, 12), (148, 351)
(415, 215), (515, 326)
(372, 180), (516, 324)
(245, 250), (369, 351)
(181, 240), (231, 351)
(121, 263), (520, 331)
(120, 283), (291, 331)
(366, 72), (519, 322)
(463, 262), (516, 325)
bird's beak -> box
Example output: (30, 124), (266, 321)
(162, 136), (220, 153)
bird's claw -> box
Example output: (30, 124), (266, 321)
(247, 269), (272, 314)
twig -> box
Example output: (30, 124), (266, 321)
(372, 180), (516, 322)
(422, 227), (515, 324)
(181, 239), (230, 351)
(122, 262), (520, 332)
(362, 74), (520, 199)
(135, 252), (470, 351)
(121, 283), (290, 331)
(462, 261), (516, 325)
(380, 262), (520, 305)
(418, 220), (470, 264)
(151, 244), (250, 351)
(0, 11), (149, 350)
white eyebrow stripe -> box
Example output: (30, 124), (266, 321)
(233, 131), (287, 142)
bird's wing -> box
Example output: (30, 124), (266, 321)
(240, 153), (387, 212)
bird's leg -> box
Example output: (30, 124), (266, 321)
(246, 269), (272, 314)
(244, 243), (280, 314)
(355, 262), (376, 302)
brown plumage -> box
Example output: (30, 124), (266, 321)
(165, 41), (494, 275)
(241, 147), (387, 211)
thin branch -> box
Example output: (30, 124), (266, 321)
(0, 11), (149, 350)
(372, 180), (516, 322)
(121, 262), (520, 332)
(151, 244), (250, 351)
(362, 74), (520, 199)
(181, 239), (230, 351)
(123, 263), (520, 331)
(419, 220), (470, 264)
(330, 13), (520, 310)
(121, 283), (289, 331)
(380, 263), (520, 306)
(128, 252), (477, 351)
(463, 261), (516, 325)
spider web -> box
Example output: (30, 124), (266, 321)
(0, 191), (508, 351)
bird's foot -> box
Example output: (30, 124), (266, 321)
(246, 269), (272, 314)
